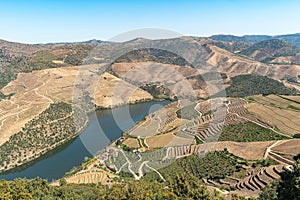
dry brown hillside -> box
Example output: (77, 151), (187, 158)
(206, 44), (300, 80)
(0, 65), (153, 146)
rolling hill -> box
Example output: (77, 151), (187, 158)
(239, 39), (300, 63)
(0, 34), (300, 199)
(210, 33), (300, 47)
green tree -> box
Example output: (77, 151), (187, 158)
(277, 155), (300, 199)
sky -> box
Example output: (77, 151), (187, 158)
(0, 0), (300, 43)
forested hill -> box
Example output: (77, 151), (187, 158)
(225, 74), (299, 97)
(210, 33), (300, 47)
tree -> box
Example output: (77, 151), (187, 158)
(259, 154), (300, 200)
(259, 182), (278, 200)
(277, 154), (300, 199)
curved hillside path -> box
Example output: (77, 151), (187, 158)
(263, 141), (281, 159)
(226, 99), (292, 138)
(33, 71), (54, 104)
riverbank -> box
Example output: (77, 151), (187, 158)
(0, 107), (90, 174)
(0, 100), (170, 181)
(0, 98), (159, 174)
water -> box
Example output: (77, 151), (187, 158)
(0, 100), (170, 181)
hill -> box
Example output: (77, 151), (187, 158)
(113, 48), (190, 66)
(225, 74), (298, 97)
(0, 35), (299, 200)
(210, 33), (300, 47)
(207, 40), (251, 53)
(210, 34), (272, 44)
(239, 39), (300, 63)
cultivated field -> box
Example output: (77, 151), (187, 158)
(165, 141), (275, 161)
(52, 167), (117, 186)
(248, 94), (300, 110)
(123, 138), (140, 148)
(271, 139), (300, 156)
(246, 102), (300, 135)
(145, 132), (195, 148)
(281, 95), (300, 102)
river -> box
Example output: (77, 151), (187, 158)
(0, 100), (170, 181)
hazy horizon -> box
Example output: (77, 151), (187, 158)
(1, 31), (300, 45)
(1, 0), (300, 43)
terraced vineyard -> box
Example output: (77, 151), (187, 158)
(234, 165), (287, 195)
(246, 95), (300, 135)
(1, 30), (300, 200)
(219, 122), (289, 142)
(175, 97), (280, 144)
(58, 168), (117, 185)
(144, 150), (246, 183)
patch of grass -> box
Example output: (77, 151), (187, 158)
(287, 105), (300, 111)
(247, 97), (256, 103)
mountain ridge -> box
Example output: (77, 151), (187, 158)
(210, 33), (300, 47)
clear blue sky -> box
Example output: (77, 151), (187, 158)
(1, 0), (300, 43)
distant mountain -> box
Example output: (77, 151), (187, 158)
(45, 39), (114, 46)
(1, 34), (300, 93)
(210, 34), (272, 44)
(114, 48), (190, 66)
(239, 39), (300, 63)
(207, 40), (251, 53)
(210, 33), (300, 47)
(71, 39), (114, 46)
(276, 33), (300, 47)
(0, 39), (46, 56)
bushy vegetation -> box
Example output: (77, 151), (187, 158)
(114, 48), (190, 67)
(210, 33), (300, 47)
(219, 122), (289, 142)
(210, 34), (272, 44)
(0, 178), (101, 200)
(0, 70), (16, 90)
(259, 154), (300, 200)
(0, 162), (252, 200)
(225, 74), (298, 97)
(0, 44), (93, 95)
(0, 102), (87, 171)
(209, 41), (251, 52)
(240, 39), (300, 58)
(145, 150), (245, 183)
(5, 152), (296, 199)
(0, 175), (235, 200)
(25, 51), (62, 71)
(63, 44), (93, 66)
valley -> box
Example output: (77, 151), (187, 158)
(0, 34), (299, 199)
